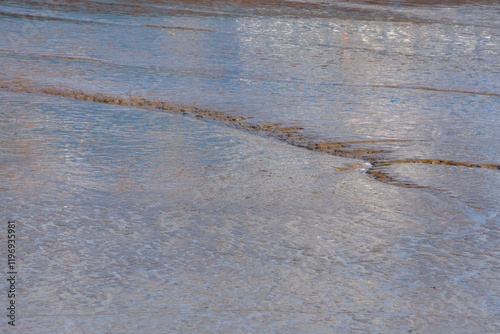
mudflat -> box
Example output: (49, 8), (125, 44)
(0, 0), (499, 332)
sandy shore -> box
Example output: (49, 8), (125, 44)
(1, 90), (498, 332)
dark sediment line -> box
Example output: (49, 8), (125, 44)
(0, 10), (105, 25)
(0, 10), (216, 31)
(142, 24), (216, 32)
(370, 85), (500, 98)
(3, 49), (498, 100)
(0, 49), (103, 63)
(1, 83), (498, 188)
(3, 1), (498, 29)
(381, 159), (500, 170)
(0, 49), (226, 79)
(365, 159), (500, 188)
(0, 10), (72, 22)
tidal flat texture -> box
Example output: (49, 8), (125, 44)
(0, 0), (499, 332)
(1, 91), (498, 333)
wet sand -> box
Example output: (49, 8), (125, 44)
(2, 82), (498, 190)
(2, 90), (499, 332)
(1, 0), (499, 332)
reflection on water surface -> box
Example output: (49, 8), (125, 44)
(0, 0), (499, 331)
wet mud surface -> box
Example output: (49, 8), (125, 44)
(1, 83), (498, 191)
(1, 0), (499, 332)
(1, 90), (499, 332)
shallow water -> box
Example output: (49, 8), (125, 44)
(0, 0), (499, 332)
(1, 0), (499, 212)
(1, 90), (498, 332)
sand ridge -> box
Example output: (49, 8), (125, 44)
(1, 82), (498, 189)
